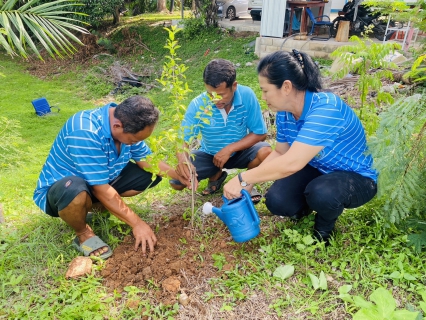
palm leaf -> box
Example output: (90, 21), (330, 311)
(0, 0), (89, 59)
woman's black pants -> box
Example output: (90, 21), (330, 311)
(264, 165), (377, 233)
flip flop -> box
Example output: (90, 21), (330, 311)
(202, 171), (228, 196)
(251, 187), (263, 205)
(72, 236), (113, 260)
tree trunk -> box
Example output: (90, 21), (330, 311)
(170, 0), (175, 12)
(157, 0), (167, 12)
(112, 6), (120, 24)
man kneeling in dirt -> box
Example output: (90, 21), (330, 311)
(33, 96), (190, 259)
(170, 59), (272, 203)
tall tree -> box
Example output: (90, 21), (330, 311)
(157, 0), (167, 12)
(0, 0), (88, 59)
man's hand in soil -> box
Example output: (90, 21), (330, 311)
(132, 220), (157, 254)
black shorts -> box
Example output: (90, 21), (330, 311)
(45, 162), (162, 217)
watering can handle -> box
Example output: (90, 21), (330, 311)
(241, 189), (260, 224)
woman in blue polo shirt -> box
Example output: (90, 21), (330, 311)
(223, 50), (377, 244)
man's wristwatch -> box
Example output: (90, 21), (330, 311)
(238, 173), (249, 187)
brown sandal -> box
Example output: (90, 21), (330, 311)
(202, 171), (228, 195)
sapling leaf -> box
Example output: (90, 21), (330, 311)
(319, 271), (328, 290)
(370, 287), (396, 318)
(389, 271), (401, 279)
(273, 265), (294, 280)
(308, 273), (320, 290)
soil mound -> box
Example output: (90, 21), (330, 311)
(101, 210), (250, 305)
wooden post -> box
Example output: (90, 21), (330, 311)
(336, 21), (350, 42)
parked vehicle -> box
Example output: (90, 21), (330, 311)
(248, 0), (262, 21)
(218, 0), (248, 20)
(331, 0), (393, 40)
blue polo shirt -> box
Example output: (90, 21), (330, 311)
(182, 84), (267, 156)
(276, 91), (377, 182)
(33, 103), (152, 212)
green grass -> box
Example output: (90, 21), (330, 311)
(1, 12), (426, 320)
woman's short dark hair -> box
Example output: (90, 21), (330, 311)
(257, 50), (322, 92)
(203, 59), (236, 88)
(114, 96), (159, 134)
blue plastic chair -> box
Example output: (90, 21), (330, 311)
(306, 8), (334, 41)
(31, 97), (60, 116)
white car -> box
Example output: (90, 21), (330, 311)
(218, 0), (249, 21)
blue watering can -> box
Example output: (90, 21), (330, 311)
(202, 189), (260, 243)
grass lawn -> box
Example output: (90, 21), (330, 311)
(0, 12), (425, 320)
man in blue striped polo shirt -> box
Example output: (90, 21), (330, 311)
(170, 59), (272, 202)
(34, 96), (189, 259)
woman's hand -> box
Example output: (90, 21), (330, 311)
(223, 175), (243, 200)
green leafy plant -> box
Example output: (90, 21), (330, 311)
(212, 253), (226, 271)
(405, 54), (426, 84)
(273, 264), (294, 280)
(331, 37), (399, 135)
(368, 93), (426, 225)
(308, 271), (328, 291)
(339, 286), (420, 320)
(0, 0), (88, 59)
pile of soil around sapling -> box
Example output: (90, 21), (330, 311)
(100, 196), (259, 306)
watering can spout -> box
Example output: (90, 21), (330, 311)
(202, 202), (223, 218)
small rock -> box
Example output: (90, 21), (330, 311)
(245, 62), (253, 67)
(65, 256), (92, 279)
(235, 63), (241, 67)
(178, 292), (190, 306)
